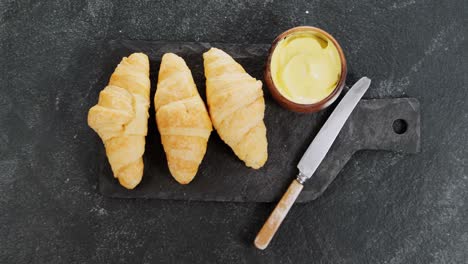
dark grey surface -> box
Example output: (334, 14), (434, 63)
(0, 0), (466, 263)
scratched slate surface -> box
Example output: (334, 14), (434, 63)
(98, 40), (421, 203)
(0, 0), (467, 263)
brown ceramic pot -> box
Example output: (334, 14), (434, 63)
(264, 26), (347, 113)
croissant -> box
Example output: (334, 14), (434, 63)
(88, 53), (150, 189)
(203, 48), (268, 169)
(155, 53), (212, 184)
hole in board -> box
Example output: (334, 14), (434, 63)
(393, 119), (408, 134)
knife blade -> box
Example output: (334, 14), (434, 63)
(297, 77), (371, 179)
(254, 77), (371, 250)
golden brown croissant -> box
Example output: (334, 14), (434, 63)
(155, 53), (212, 184)
(203, 48), (268, 169)
(88, 53), (150, 189)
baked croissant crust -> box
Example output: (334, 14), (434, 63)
(203, 48), (268, 169)
(88, 53), (150, 189)
(155, 53), (212, 184)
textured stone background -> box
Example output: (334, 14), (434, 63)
(0, 0), (466, 263)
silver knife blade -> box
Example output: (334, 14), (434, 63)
(297, 77), (371, 179)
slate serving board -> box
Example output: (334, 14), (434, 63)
(96, 40), (421, 203)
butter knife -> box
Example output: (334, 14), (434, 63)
(254, 77), (371, 250)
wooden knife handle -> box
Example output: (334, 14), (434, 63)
(254, 179), (304, 250)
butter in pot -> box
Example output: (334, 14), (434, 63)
(270, 32), (342, 104)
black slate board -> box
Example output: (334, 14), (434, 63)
(97, 40), (421, 203)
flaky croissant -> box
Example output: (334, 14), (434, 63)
(203, 48), (268, 169)
(88, 53), (150, 189)
(155, 53), (212, 184)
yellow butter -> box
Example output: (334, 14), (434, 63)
(270, 32), (341, 104)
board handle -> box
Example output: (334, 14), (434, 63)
(254, 179), (304, 250)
